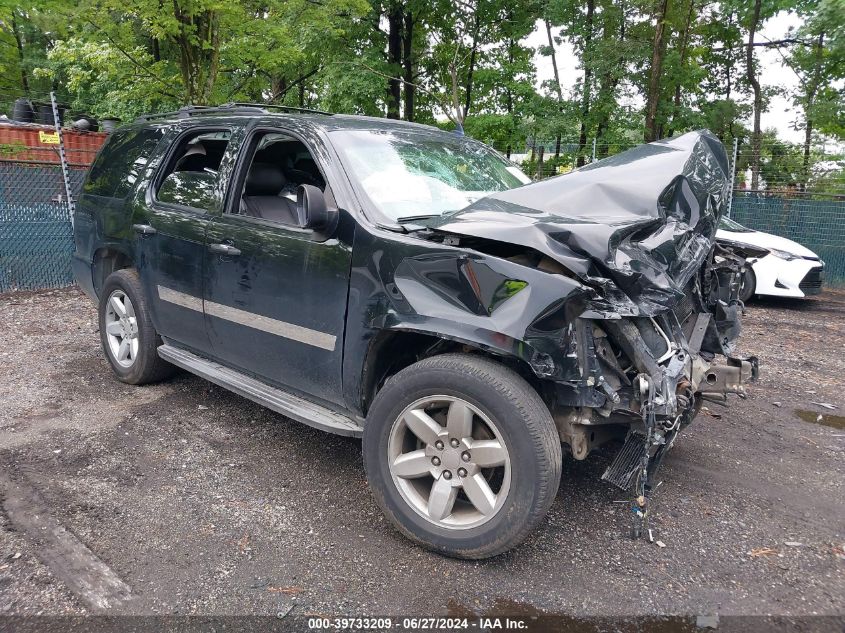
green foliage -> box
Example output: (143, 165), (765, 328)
(0, 0), (841, 174)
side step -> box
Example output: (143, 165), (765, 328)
(157, 345), (363, 438)
(601, 433), (648, 490)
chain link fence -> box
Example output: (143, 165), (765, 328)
(0, 121), (101, 292)
(729, 144), (844, 285)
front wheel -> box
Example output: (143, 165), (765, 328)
(363, 354), (562, 559)
(739, 268), (756, 303)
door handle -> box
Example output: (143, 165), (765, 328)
(132, 224), (157, 235)
(209, 243), (241, 257)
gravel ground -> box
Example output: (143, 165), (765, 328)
(0, 286), (843, 621)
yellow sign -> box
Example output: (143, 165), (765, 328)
(39, 131), (60, 144)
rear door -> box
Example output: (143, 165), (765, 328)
(134, 125), (241, 352)
(202, 127), (352, 406)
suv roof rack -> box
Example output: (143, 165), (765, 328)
(226, 102), (333, 116)
(134, 102), (333, 123)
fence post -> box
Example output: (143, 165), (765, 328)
(591, 138), (597, 163)
(725, 139), (739, 217)
(50, 92), (75, 226)
(726, 137), (738, 218)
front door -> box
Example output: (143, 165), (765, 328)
(202, 128), (352, 406)
(135, 126), (238, 353)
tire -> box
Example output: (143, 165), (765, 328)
(363, 353), (562, 559)
(739, 268), (756, 303)
(99, 269), (175, 385)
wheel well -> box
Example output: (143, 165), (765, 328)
(360, 330), (542, 416)
(92, 248), (133, 298)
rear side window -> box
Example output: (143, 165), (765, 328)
(154, 129), (232, 213)
(84, 127), (164, 198)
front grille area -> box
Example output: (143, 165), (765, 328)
(799, 266), (824, 294)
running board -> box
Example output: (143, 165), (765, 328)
(157, 345), (363, 438)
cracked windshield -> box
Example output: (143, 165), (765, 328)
(332, 130), (531, 222)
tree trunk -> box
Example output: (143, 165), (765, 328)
(545, 20), (564, 159)
(801, 31), (825, 192)
(644, 0), (671, 142)
(11, 12), (29, 93)
(386, 4), (402, 119)
(667, 0), (696, 137)
(272, 77), (287, 101)
(152, 0), (163, 62)
(577, 0), (596, 167)
(545, 20), (564, 103)
(536, 146), (545, 180)
(745, 0), (763, 190)
(402, 11), (414, 121)
(725, 10), (733, 102)
(449, 62), (464, 130)
(462, 11), (482, 120)
(594, 5), (626, 154)
(173, 6), (221, 104)
(505, 38), (514, 115)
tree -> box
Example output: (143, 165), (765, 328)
(644, 0), (671, 141)
(787, 0), (845, 188)
(34, 0), (367, 118)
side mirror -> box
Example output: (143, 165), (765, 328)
(297, 184), (338, 233)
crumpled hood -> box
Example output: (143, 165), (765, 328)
(428, 130), (730, 315)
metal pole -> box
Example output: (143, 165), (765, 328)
(50, 91), (75, 225)
(591, 138), (597, 163)
(726, 137), (739, 218)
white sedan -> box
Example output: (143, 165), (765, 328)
(716, 217), (825, 301)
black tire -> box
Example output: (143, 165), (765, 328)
(363, 353), (562, 559)
(98, 269), (175, 385)
(739, 268), (756, 304)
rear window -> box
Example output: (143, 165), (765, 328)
(84, 127), (164, 198)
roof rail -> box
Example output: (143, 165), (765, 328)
(133, 102), (332, 123)
(225, 102), (333, 116)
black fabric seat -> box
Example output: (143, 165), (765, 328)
(242, 163), (298, 225)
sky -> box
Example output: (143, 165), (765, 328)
(523, 11), (806, 143)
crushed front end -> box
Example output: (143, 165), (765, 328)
(559, 242), (758, 536)
(422, 130), (758, 536)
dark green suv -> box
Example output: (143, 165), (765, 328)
(73, 104), (756, 558)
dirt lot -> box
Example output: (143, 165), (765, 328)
(0, 286), (843, 622)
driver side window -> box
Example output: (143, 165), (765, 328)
(233, 131), (330, 227)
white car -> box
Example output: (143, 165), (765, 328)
(716, 217), (825, 301)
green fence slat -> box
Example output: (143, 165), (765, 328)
(731, 193), (845, 285)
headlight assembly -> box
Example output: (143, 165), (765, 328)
(769, 248), (799, 261)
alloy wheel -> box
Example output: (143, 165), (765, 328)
(104, 289), (139, 368)
(387, 395), (511, 529)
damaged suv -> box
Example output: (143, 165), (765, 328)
(73, 104), (756, 558)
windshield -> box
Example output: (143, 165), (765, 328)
(719, 216), (753, 232)
(331, 130), (530, 222)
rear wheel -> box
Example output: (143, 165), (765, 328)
(363, 354), (562, 559)
(99, 269), (174, 385)
(738, 268), (756, 303)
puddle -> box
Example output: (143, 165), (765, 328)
(794, 409), (845, 430)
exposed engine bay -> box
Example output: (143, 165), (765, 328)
(402, 130), (759, 536)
